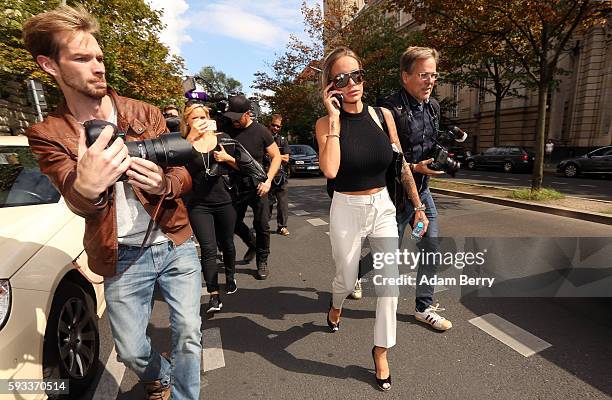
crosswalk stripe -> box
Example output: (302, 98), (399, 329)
(93, 346), (126, 400)
(469, 313), (552, 357)
(288, 203), (296, 208)
(292, 209), (310, 216)
(307, 218), (328, 226)
(202, 327), (225, 372)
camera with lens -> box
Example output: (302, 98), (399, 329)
(427, 126), (468, 177)
(83, 120), (193, 176)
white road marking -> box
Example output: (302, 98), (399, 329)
(292, 209), (311, 216)
(579, 184), (597, 188)
(506, 178), (520, 181)
(202, 327), (225, 372)
(307, 218), (328, 226)
(93, 346), (126, 400)
(469, 313), (552, 357)
(288, 203), (296, 208)
(552, 182), (568, 185)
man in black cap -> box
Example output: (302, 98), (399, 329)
(224, 95), (281, 279)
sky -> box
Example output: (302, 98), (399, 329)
(147, 0), (321, 97)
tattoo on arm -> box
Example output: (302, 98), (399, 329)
(401, 159), (420, 205)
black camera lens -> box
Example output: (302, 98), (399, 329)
(84, 120), (193, 168)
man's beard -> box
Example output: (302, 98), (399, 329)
(61, 68), (107, 99)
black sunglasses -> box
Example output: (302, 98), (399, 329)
(330, 69), (365, 88)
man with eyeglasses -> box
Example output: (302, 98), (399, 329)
(267, 114), (291, 236)
(378, 46), (453, 332)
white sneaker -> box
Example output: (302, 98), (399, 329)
(349, 279), (362, 300)
(414, 303), (452, 331)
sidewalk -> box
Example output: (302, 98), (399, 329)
(429, 179), (612, 225)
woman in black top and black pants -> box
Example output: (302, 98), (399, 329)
(182, 104), (239, 314)
(315, 47), (427, 391)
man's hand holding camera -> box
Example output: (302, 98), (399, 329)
(76, 124), (169, 200)
(413, 158), (445, 176)
(75, 125), (131, 200)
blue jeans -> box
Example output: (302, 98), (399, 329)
(104, 239), (202, 400)
(397, 189), (440, 312)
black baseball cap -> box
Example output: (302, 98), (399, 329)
(223, 95), (251, 121)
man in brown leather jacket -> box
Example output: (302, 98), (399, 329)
(22, 5), (205, 399)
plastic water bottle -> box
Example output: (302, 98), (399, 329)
(410, 221), (425, 241)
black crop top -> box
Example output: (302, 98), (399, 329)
(333, 106), (393, 192)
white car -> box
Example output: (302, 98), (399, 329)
(0, 135), (104, 399)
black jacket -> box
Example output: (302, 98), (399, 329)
(378, 88), (440, 192)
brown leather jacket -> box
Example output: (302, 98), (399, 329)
(26, 89), (193, 277)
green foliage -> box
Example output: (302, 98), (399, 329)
(254, 1), (421, 144)
(196, 66), (243, 95)
(0, 0), (185, 108)
(509, 188), (565, 201)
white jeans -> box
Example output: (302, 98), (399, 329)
(329, 188), (399, 348)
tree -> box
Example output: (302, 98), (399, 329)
(0, 0), (185, 108)
(196, 66), (243, 96)
(390, 0), (608, 191)
(254, 0), (419, 144)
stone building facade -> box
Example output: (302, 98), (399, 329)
(0, 80), (40, 136)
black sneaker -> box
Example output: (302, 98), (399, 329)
(206, 295), (223, 313)
(256, 262), (269, 280)
(226, 279), (237, 295)
(243, 247), (256, 263)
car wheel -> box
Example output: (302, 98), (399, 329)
(467, 160), (476, 170)
(563, 163), (578, 178)
(43, 282), (100, 399)
(503, 161), (513, 173)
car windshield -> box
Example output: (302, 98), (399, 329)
(291, 146), (317, 156)
(0, 145), (60, 207)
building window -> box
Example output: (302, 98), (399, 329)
(478, 77), (486, 105)
(452, 84), (459, 118)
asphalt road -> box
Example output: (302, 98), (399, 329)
(438, 169), (612, 201)
(84, 177), (612, 400)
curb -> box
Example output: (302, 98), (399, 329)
(430, 187), (612, 226)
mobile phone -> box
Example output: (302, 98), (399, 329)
(206, 120), (217, 132)
(332, 93), (343, 109)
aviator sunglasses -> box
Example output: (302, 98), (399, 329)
(330, 69), (365, 88)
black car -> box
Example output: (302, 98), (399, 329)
(557, 146), (612, 178)
(466, 146), (535, 173)
(289, 144), (321, 176)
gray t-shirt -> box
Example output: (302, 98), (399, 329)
(107, 103), (168, 246)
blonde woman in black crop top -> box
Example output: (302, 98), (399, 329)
(315, 47), (427, 392)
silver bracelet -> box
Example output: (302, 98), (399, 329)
(414, 204), (426, 211)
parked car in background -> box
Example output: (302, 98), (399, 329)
(466, 146), (535, 173)
(289, 144), (321, 176)
(557, 146), (612, 178)
(0, 135), (104, 399)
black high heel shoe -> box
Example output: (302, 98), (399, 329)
(327, 301), (340, 332)
(371, 346), (392, 391)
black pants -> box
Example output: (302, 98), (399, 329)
(268, 183), (289, 228)
(189, 202), (236, 293)
(234, 190), (270, 264)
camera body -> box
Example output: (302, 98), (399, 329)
(427, 126), (468, 177)
(83, 120), (193, 170)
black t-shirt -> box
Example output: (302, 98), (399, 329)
(186, 132), (237, 206)
(232, 122), (274, 164)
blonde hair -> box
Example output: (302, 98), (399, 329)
(320, 47), (363, 91)
(22, 4), (100, 62)
(400, 46), (440, 75)
(180, 104), (210, 138)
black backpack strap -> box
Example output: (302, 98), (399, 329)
(374, 106), (389, 136)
